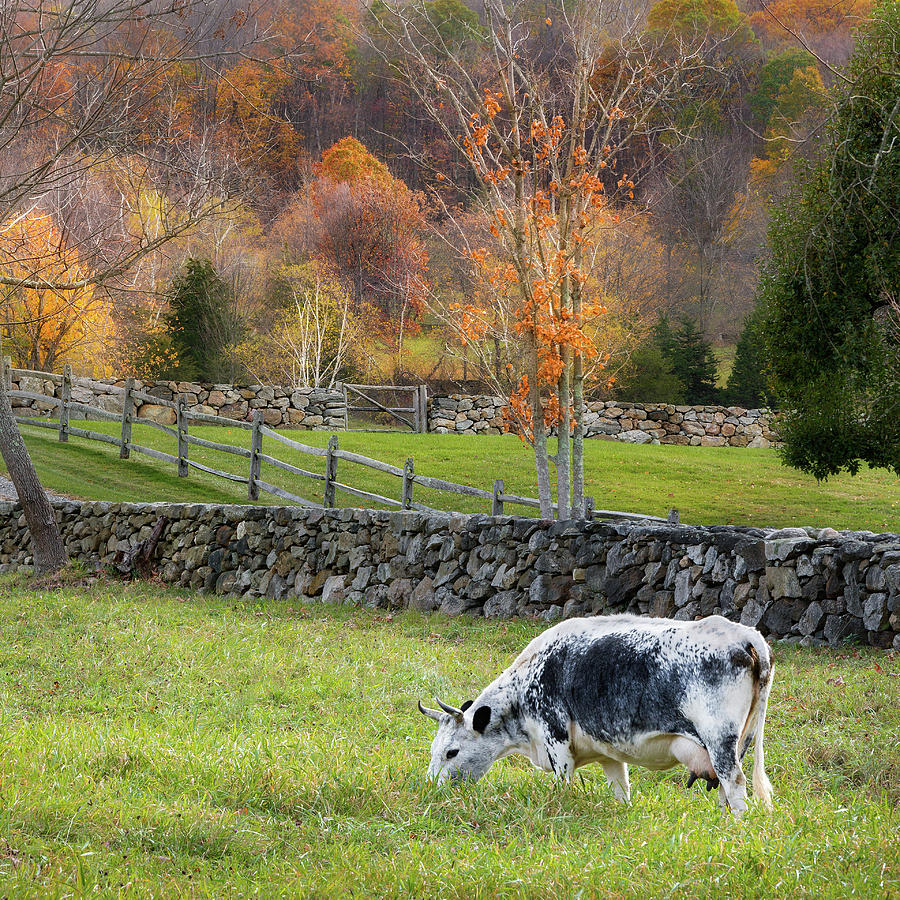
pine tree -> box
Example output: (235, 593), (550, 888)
(165, 259), (243, 382)
(726, 305), (774, 408)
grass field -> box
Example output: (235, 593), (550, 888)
(8, 418), (900, 532)
(0, 578), (897, 898)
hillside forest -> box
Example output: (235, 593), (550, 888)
(0, 0), (874, 407)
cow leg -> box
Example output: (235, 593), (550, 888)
(600, 759), (630, 803)
(709, 734), (748, 818)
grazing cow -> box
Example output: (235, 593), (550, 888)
(419, 614), (773, 817)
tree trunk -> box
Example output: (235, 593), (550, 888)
(571, 249), (585, 519)
(0, 359), (68, 574)
(529, 348), (554, 519)
(572, 348), (585, 519)
(556, 345), (571, 519)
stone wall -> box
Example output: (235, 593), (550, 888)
(2, 500), (897, 649)
(9, 373), (344, 430)
(428, 395), (780, 447)
(10, 374), (779, 446)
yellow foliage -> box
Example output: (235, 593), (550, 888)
(0, 211), (114, 375)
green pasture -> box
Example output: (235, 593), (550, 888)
(0, 579), (897, 898)
(7, 417), (900, 531)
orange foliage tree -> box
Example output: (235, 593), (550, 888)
(0, 211), (113, 373)
(380, 0), (715, 517)
(274, 138), (428, 360)
(215, 59), (300, 186)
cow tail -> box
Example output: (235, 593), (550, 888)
(750, 644), (774, 810)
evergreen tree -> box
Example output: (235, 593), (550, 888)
(653, 317), (719, 404)
(615, 316), (719, 404)
(164, 258), (244, 382)
(614, 341), (686, 404)
(725, 305), (775, 408)
(760, 0), (900, 478)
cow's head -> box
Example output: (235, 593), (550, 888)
(418, 697), (503, 784)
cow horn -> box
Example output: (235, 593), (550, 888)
(418, 700), (442, 721)
(435, 697), (464, 719)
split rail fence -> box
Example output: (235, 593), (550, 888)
(6, 365), (671, 523)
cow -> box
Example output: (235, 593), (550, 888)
(418, 614), (774, 817)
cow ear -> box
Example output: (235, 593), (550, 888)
(472, 705), (491, 734)
(460, 700), (474, 712)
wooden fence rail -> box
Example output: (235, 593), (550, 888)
(4, 364), (672, 523)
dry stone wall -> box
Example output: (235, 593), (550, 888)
(428, 395), (780, 447)
(2, 500), (897, 649)
(11, 373), (778, 445)
(9, 373), (344, 430)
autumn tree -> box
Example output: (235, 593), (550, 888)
(749, 0), (871, 63)
(0, 0), (269, 573)
(236, 261), (363, 387)
(273, 138), (429, 365)
(0, 212), (114, 373)
(378, 0), (721, 517)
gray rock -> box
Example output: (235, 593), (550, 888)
(562, 599), (589, 619)
(765, 538), (808, 562)
(766, 566), (801, 599)
(674, 601), (700, 621)
(674, 569), (693, 607)
(824, 614), (866, 647)
(618, 429), (653, 444)
(865, 565), (885, 591)
(410, 577), (438, 612)
(439, 593), (478, 617)
(885, 565), (900, 596)
(736, 540), (766, 573)
(321, 575), (347, 605)
(529, 574), (552, 606)
(863, 593), (889, 631)
(484, 591), (518, 619)
(763, 599), (798, 636)
(740, 594), (769, 628)
(797, 601), (825, 636)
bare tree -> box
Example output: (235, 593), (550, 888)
(0, 0), (271, 573)
(656, 130), (755, 332)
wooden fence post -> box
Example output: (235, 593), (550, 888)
(402, 457), (414, 509)
(418, 385), (428, 433)
(58, 364), (71, 442)
(584, 496), (595, 521)
(341, 383), (349, 431)
(412, 388), (421, 434)
(667, 508), (679, 524)
(176, 395), (188, 477)
(248, 410), (263, 500)
(120, 377), (134, 459)
(3, 356), (11, 391)
(324, 435), (338, 507)
(492, 478), (504, 516)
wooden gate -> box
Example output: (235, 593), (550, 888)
(342, 384), (428, 433)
